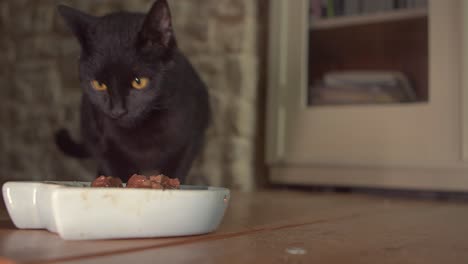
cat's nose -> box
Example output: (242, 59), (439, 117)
(110, 108), (127, 119)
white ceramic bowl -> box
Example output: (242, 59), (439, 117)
(2, 181), (230, 240)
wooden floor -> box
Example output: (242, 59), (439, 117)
(0, 190), (468, 263)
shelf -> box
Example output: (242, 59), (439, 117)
(308, 13), (428, 101)
(310, 8), (428, 30)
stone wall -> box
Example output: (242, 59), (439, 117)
(0, 0), (261, 191)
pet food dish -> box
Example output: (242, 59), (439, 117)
(2, 181), (230, 240)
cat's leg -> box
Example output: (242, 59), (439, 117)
(97, 143), (139, 182)
(98, 158), (138, 182)
(96, 166), (105, 177)
(162, 136), (204, 183)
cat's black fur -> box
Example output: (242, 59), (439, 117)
(55, 0), (211, 183)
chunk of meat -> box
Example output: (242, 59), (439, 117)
(91, 176), (123, 188)
(159, 176), (180, 190)
(127, 174), (180, 189)
(126, 174), (155, 189)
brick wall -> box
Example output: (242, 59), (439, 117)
(0, 0), (261, 190)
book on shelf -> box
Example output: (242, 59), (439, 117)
(310, 0), (322, 18)
(343, 0), (360, 16)
(327, 0), (335, 17)
(309, 0), (427, 20)
(309, 85), (398, 105)
(308, 71), (417, 106)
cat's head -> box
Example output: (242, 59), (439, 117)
(58, 0), (176, 127)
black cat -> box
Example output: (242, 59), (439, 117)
(55, 0), (211, 183)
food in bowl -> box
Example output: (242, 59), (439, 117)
(91, 176), (123, 188)
(91, 174), (180, 190)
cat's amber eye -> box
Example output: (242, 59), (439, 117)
(132, 77), (149, 90)
(91, 80), (108, 91)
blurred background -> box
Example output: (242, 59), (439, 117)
(1, 0), (468, 194)
(0, 0), (268, 191)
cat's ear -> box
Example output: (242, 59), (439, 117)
(138, 0), (176, 51)
(57, 5), (95, 50)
